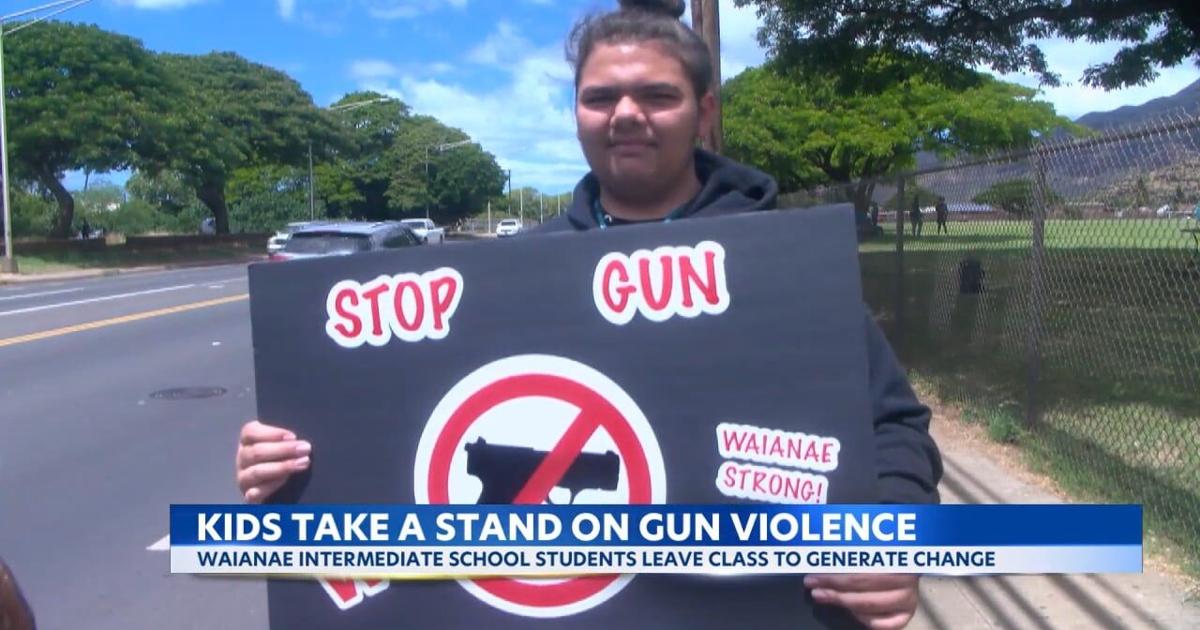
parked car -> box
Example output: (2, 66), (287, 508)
(268, 221), (422, 262)
(399, 218), (446, 244)
(496, 218), (523, 237)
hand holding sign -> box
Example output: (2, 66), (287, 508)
(236, 420), (311, 504)
(806, 574), (920, 630)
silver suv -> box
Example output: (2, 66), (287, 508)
(269, 221), (423, 262)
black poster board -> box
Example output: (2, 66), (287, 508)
(250, 206), (874, 629)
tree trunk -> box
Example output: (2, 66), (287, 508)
(852, 181), (875, 218)
(42, 170), (76, 239)
(195, 179), (230, 234)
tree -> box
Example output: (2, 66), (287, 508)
(1135, 177), (1152, 208)
(425, 145), (507, 225)
(722, 58), (1073, 216)
(126, 170), (203, 217)
(226, 164), (317, 232)
(3, 22), (173, 237)
(972, 179), (1061, 217)
(8, 182), (56, 238)
(316, 92), (411, 219)
(153, 52), (335, 233)
(75, 180), (123, 211)
(738, 0), (1200, 89)
(382, 116), (504, 223)
(885, 183), (939, 213)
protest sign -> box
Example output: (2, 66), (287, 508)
(249, 205), (875, 628)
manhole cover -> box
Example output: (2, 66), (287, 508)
(149, 387), (227, 400)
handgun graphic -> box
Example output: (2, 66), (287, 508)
(463, 438), (620, 504)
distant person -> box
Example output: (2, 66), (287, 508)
(910, 197), (923, 237)
(79, 218), (91, 240)
(870, 201), (880, 227)
(935, 196), (949, 234)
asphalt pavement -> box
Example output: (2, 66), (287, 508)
(1, 263), (266, 630)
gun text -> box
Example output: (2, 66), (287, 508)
(592, 241), (730, 326)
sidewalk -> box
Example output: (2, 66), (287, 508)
(0, 255), (265, 285)
(908, 418), (1200, 629)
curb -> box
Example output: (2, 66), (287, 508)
(0, 256), (267, 286)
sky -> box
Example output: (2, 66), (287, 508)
(20, 0), (1198, 194)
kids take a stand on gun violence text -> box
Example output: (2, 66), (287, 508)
(235, 1), (943, 627)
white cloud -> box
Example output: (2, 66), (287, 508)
(717, 0), (767, 81)
(114, 0), (207, 8)
(351, 24), (585, 192)
(350, 59), (402, 80)
(366, 0), (468, 20)
(996, 38), (1199, 119)
(466, 21), (530, 66)
(278, 0), (296, 20)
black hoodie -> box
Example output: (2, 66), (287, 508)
(534, 149), (943, 504)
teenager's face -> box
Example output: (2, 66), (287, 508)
(575, 41), (713, 198)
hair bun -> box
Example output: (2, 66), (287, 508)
(618, 0), (686, 19)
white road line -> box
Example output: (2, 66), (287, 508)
(148, 534), (170, 551)
(0, 284), (195, 317)
(0, 287), (84, 302)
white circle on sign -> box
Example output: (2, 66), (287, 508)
(413, 354), (667, 618)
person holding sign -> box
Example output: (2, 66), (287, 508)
(237, 1), (942, 628)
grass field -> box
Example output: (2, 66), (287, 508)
(861, 218), (1200, 253)
(856, 217), (1200, 578)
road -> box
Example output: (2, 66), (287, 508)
(0, 264), (267, 630)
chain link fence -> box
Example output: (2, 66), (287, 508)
(782, 111), (1200, 576)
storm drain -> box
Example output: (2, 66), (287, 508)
(149, 387), (228, 400)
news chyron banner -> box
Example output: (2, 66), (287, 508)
(171, 504), (1142, 578)
(245, 206), (893, 628)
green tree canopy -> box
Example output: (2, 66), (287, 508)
(226, 164), (317, 232)
(153, 52), (336, 233)
(737, 0), (1200, 89)
(972, 179), (1062, 216)
(126, 170), (203, 216)
(723, 56), (1073, 215)
(380, 115), (505, 224)
(3, 21), (173, 237)
(314, 92), (411, 218)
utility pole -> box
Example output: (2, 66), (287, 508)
(0, 22), (12, 272)
(690, 0), (723, 154)
(538, 191), (543, 224)
(307, 143), (315, 220)
(2, 0), (104, 272)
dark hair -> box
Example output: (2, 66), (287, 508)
(566, 0), (713, 99)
